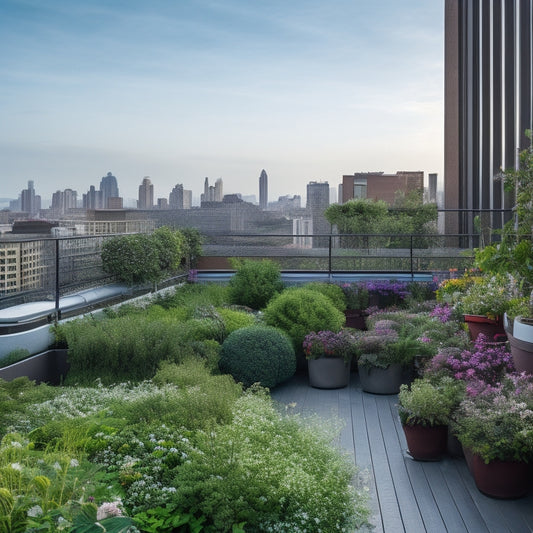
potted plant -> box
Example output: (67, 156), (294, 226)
(339, 282), (369, 329)
(454, 373), (533, 498)
(355, 325), (420, 394)
(303, 329), (358, 389)
(365, 280), (410, 309)
(455, 274), (516, 342)
(398, 376), (463, 461)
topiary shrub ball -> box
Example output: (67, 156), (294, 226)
(263, 288), (346, 355)
(219, 326), (296, 388)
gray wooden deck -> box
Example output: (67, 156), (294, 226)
(271, 373), (533, 533)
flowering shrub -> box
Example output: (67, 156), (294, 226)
(339, 282), (369, 310)
(302, 330), (359, 363)
(365, 280), (411, 307)
(454, 373), (533, 463)
(429, 303), (453, 323)
(431, 334), (514, 389)
(456, 273), (519, 318)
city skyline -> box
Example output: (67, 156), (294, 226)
(1, 1), (444, 202)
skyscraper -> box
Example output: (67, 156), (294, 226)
(259, 169), (268, 209)
(20, 180), (41, 215)
(306, 181), (330, 247)
(444, 0), (533, 234)
(138, 177), (154, 209)
(169, 184), (184, 209)
(100, 172), (119, 209)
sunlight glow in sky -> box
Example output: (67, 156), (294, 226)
(0, 0), (444, 205)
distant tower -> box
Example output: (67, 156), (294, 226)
(214, 178), (223, 202)
(100, 172), (119, 208)
(21, 180), (40, 215)
(169, 184), (184, 209)
(306, 181), (330, 248)
(201, 177), (209, 203)
(83, 185), (103, 209)
(138, 177), (154, 209)
(259, 169), (268, 209)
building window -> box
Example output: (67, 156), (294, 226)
(353, 179), (367, 199)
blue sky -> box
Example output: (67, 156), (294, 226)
(0, 0), (444, 205)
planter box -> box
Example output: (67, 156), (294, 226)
(0, 349), (69, 385)
(344, 309), (367, 330)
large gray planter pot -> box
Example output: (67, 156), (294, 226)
(308, 357), (351, 389)
(357, 362), (403, 394)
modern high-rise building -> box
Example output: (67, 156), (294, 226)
(169, 184), (184, 209)
(306, 181), (330, 247)
(214, 178), (223, 202)
(200, 177), (223, 204)
(20, 180), (41, 215)
(444, 0), (533, 234)
(83, 185), (103, 209)
(259, 169), (268, 209)
(100, 172), (119, 209)
(51, 189), (77, 213)
(138, 177), (154, 209)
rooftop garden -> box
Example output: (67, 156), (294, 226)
(1, 134), (533, 531)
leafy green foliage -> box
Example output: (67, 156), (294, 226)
(180, 227), (204, 270)
(101, 233), (161, 285)
(228, 258), (284, 309)
(263, 288), (345, 355)
(152, 226), (185, 272)
(324, 194), (438, 248)
(0, 349), (30, 369)
(398, 377), (464, 427)
(61, 315), (208, 384)
(216, 307), (257, 335)
(170, 390), (370, 532)
(302, 282), (346, 312)
(219, 326), (296, 388)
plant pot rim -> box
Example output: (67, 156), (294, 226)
(463, 314), (502, 324)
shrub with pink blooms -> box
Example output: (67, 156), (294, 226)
(425, 334), (514, 388)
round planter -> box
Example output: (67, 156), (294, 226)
(469, 453), (531, 499)
(308, 357), (351, 389)
(402, 424), (448, 461)
(357, 362), (403, 394)
(507, 329), (533, 375)
(463, 314), (507, 343)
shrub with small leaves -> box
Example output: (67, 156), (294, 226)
(263, 288), (345, 356)
(219, 326), (296, 388)
(228, 258), (284, 310)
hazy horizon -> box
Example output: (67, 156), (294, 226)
(1, 0), (444, 203)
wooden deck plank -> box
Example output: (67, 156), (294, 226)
(372, 394), (428, 533)
(438, 459), (491, 532)
(363, 394), (405, 532)
(270, 374), (533, 533)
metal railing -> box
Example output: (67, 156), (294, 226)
(1, 232), (479, 310)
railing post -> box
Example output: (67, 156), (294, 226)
(328, 234), (332, 278)
(55, 238), (61, 320)
(410, 235), (414, 279)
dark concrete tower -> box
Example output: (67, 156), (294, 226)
(259, 169), (268, 210)
(444, 0), (533, 234)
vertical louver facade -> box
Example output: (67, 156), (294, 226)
(445, 0), (533, 234)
